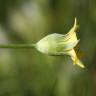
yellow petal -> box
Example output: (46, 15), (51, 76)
(66, 18), (79, 35)
(69, 17), (79, 33)
(75, 58), (85, 68)
(67, 49), (85, 68)
(64, 18), (79, 46)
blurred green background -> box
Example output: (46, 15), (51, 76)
(0, 0), (96, 96)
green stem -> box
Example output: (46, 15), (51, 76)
(0, 44), (35, 49)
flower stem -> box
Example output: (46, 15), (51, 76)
(0, 44), (35, 49)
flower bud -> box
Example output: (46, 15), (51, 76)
(35, 18), (85, 68)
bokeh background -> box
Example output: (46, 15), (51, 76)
(0, 0), (96, 96)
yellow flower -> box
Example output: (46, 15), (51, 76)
(36, 18), (85, 68)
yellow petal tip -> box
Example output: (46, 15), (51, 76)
(73, 17), (79, 32)
(75, 59), (85, 68)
